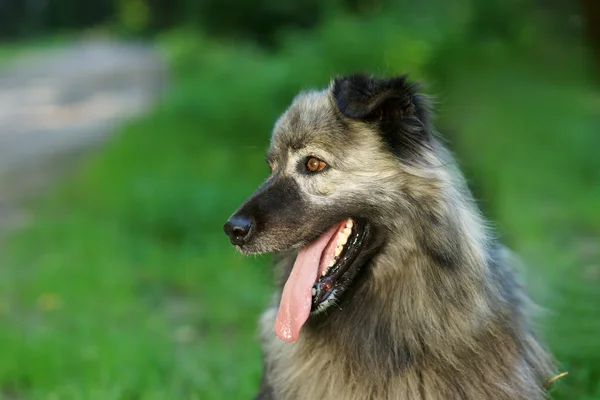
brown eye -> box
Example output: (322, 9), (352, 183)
(306, 157), (327, 172)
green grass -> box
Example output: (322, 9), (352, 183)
(0, 35), (69, 68)
(0, 81), (274, 398)
(0, 13), (598, 400)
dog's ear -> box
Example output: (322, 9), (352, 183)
(332, 74), (432, 159)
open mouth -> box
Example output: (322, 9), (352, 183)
(311, 218), (367, 311)
(274, 218), (369, 342)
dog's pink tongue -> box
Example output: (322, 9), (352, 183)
(275, 223), (342, 342)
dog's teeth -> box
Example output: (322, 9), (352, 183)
(311, 288), (317, 296)
(328, 259), (335, 267)
(343, 227), (352, 236)
(335, 246), (343, 257)
(322, 269), (328, 277)
(346, 219), (354, 229)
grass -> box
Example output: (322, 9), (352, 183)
(0, 92), (274, 398)
(0, 14), (598, 400)
(0, 35), (70, 68)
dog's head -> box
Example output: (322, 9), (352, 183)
(224, 74), (436, 341)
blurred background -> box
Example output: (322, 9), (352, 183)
(0, 0), (597, 398)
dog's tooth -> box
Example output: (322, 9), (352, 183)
(335, 246), (343, 257)
(346, 219), (354, 229)
(343, 227), (352, 236)
(328, 259), (335, 267)
(311, 288), (317, 297)
(337, 231), (349, 244)
(321, 269), (327, 277)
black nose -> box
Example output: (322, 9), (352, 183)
(223, 215), (253, 246)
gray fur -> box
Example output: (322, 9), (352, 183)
(226, 75), (555, 400)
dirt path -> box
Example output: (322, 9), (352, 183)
(0, 38), (167, 238)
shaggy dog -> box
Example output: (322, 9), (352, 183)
(224, 74), (554, 399)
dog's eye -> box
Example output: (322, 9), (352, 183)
(306, 157), (327, 173)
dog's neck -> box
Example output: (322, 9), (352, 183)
(302, 196), (498, 371)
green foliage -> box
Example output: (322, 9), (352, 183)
(0, 3), (598, 399)
(115, 0), (151, 34)
(1, 0), (580, 45)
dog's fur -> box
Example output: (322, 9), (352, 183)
(225, 74), (554, 399)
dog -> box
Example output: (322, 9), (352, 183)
(224, 74), (555, 399)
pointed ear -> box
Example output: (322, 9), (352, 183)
(331, 74), (432, 159)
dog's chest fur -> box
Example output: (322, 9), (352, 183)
(257, 288), (548, 400)
(257, 309), (542, 400)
